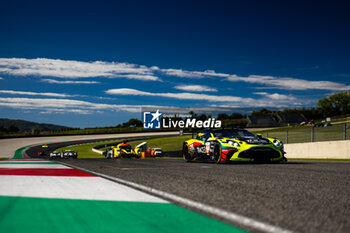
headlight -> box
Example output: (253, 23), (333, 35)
(273, 140), (281, 147)
(228, 140), (240, 147)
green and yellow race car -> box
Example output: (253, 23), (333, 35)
(183, 128), (287, 163)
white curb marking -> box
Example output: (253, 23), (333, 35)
(0, 164), (68, 169)
(61, 161), (295, 233)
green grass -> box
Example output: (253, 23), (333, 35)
(56, 140), (117, 159)
(329, 117), (350, 124)
(128, 135), (192, 152)
(56, 135), (192, 159)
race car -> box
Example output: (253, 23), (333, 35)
(151, 148), (163, 157)
(38, 151), (48, 156)
(61, 150), (78, 159)
(38, 144), (50, 156)
(134, 142), (147, 157)
(183, 128), (286, 163)
(49, 152), (62, 158)
(106, 142), (140, 159)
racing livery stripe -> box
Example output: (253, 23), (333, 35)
(0, 168), (95, 176)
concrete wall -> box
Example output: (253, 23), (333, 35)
(284, 140), (350, 159)
(92, 148), (104, 155)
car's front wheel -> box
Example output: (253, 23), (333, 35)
(182, 143), (192, 162)
(106, 149), (113, 159)
(213, 144), (222, 164)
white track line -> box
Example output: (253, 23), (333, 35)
(0, 164), (68, 169)
(60, 161), (295, 233)
(0, 175), (167, 203)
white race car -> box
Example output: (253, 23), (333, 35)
(49, 152), (62, 158)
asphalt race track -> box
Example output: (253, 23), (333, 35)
(22, 137), (350, 233)
(43, 157), (349, 233)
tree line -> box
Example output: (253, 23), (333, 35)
(0, 125), (20, 133)
(251, 91), (350, 120)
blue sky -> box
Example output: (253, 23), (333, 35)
(0, 0), (349, 128)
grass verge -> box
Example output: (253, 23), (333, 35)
(55, 135), (192, 159)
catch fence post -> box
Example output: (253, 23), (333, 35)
(311, 126), (314, 142)
(286, 130), (289, 144)
(344, 123), (347, 140)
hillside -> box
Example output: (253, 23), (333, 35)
(0, 118), (70, 132)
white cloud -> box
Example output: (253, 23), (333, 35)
(0, 89), (119, 101)
(0, 97), (174, 114)
(160, 69), (350, 91)
(111, 74), (161, 81)
(0, 90), (71, 98)
(105, 88), (303, 107)
(41, 79), (100, 84)
(226, 75), (350, 91)
(39, 109), (94, 114)
(253, 92), (295, 100)
(1, 57), (349, 91)
(174, 84), (217, 92)
(160, 69), (229, 79)
(160, 68), (350, 91)
(105, 88), (249, 102)
(0, 58), (159, 81)
(160, 69), (204, 78)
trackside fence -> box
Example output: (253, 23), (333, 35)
(265, 123), (348, 144)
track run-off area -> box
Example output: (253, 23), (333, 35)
(1, 132), (349, 233)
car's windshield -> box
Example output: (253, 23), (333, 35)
(212, 129), (256, 139)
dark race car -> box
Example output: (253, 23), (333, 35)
(61, 150), (78, 159)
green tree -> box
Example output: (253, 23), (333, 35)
(0, 126), (7, 133)
(188, 111), (196, 118)
(217, 113), (230, 120)
(127, 118), (143, 127)
(7, 125), (19, 133)
(122, 118), (142, 127)
(196, 114), (207, 121)
(230, 113), (243, 119)
(317, 91), (350, 117)
(251, 108), (273, 116)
